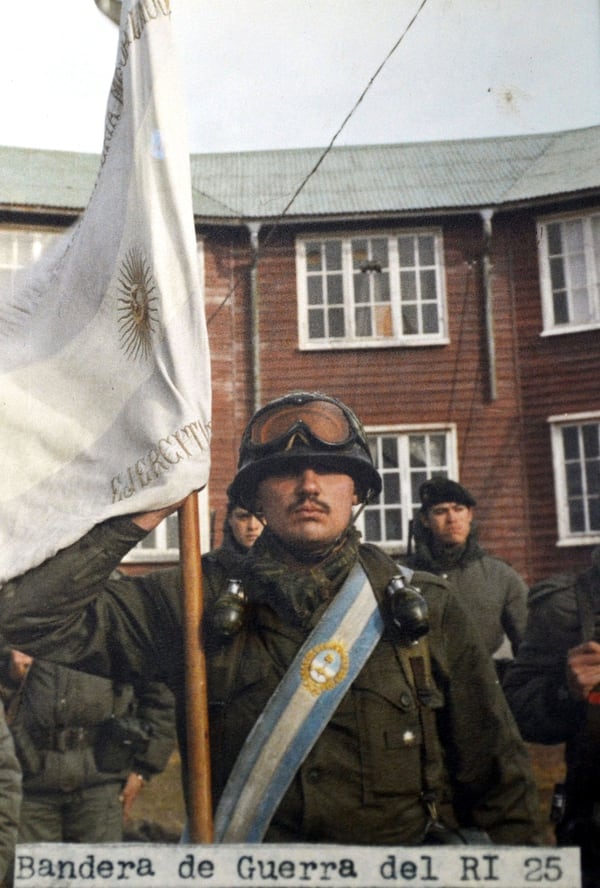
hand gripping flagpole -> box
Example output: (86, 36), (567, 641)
(179, 493), (214, 842)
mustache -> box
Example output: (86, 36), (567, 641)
(288, 493), (330, 514)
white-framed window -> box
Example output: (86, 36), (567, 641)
(538, 210), (600, 335)
(549, 411), (600, 546)
(296, 229), (448, 349)
(355, 424), (458, 552)
(0, 225), (61, 294)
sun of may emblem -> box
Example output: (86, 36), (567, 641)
(117, 247), (160, 361)
(300, 641), (349, 696)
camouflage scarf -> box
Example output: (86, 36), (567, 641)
(244, 526), (361, 628)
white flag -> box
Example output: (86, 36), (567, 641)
(0, 0), (211, 584)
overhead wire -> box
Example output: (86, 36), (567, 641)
(206, 0), (430, 324)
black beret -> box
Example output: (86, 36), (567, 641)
(419, 477), (476, 511)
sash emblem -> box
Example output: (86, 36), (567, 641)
(301, 640), (349, 696)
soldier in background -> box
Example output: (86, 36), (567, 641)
(0, 647), (176, 844)
(504, 548), (600, 887)
(404, 477), (527, 676)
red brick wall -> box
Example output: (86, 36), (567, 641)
(135, 209), (599, 583)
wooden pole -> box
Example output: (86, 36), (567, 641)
(178, 491), (213, 842)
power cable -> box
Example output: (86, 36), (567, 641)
(206, 0), (430, 324)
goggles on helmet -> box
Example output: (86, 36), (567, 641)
(246, 398), (356, 455)
(229, 392), (382, 510)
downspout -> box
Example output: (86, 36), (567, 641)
(480, 209), (497, 401)
(247, 222), (262, 412)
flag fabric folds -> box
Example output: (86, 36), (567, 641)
(0, 0), (211, 584)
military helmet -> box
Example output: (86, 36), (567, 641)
(228, 391), (382, 510)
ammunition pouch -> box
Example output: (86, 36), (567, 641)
(94, 715), (152, 773)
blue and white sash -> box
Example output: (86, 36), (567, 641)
(213, 561), (384, 842)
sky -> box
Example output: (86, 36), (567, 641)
(1, 0), (599, 157)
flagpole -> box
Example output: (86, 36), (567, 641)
(178, 492), (214, 842)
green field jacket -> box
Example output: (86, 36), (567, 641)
(0, 516), (541, 845)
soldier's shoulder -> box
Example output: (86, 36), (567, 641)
(408, 568), (451, 592)
(528, 573), (577, 607)
(360, 544), (450, 590)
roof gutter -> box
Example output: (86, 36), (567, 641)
(480, 209), (497, 401)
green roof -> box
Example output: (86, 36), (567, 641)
(1, 125), (599, 222)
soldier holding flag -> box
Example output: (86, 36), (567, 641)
(0, 391), (542, 845)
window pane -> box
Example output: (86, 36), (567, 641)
(329, 307), (345, 338)
(428, 435), (447, 466)
(328, 274), (343, 304)
(325, 240), (342, 269)
(383, 473), (400, 501)
(308, 309), (325, 339)
(564, 219), (584, 252)
(422, 303), (439, 334)
(353, 274), (369, 303)
(400, 270), (417, 301)
(378, 272), (391, 302)
(549, 257), (565, 291)
(365, 510), (381, 540)
(385, 508), (402, 539)
(586, 461), (600, 495)
(166, 515), (179, 549)
(411, 471), (428, 502)
(409, 436), (426, 467)
(374, 304), (393, 337)
(562, 426), (580, 460)
(583, 424), (600, 458)
(566, 462), (583, 496)
(418, 235), (435, 265)
(553, 291), (569, 324)
(402, 304), (418, 334)
(398, 235), (415, 266)
(568, 498), (585, 532)
(306, 243), (322, 270)
(590, 498), (600, 531)
(569, 253), (587, 290)
(547, 223), (562, 255)
(382, 437), (399, 468)
(352, 239), (368, 268)
(420, 269), (437, 301)
(372, 238), (388, 267)
(355, 306), (372, 336)
(571, 288), (591, 324)
(307, 276), (322, 305)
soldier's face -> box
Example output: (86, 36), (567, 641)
(256, 466), (358, 556)
(228, 507), (264, 550)
(421, 501), (473, 546)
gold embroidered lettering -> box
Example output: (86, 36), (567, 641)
(109, 419), (211, 502)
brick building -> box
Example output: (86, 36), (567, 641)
(1, 124), (599, 583)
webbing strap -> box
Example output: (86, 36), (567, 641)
(213, 561), (384, 843)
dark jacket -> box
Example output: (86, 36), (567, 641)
(0, 516), (541, 845)
(0, 703), (20, 883)
(503, 560), (600, 877)
(503, 570), (589, 747)
(0, 652), (176, 794)
(405, 522), (527, 657)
